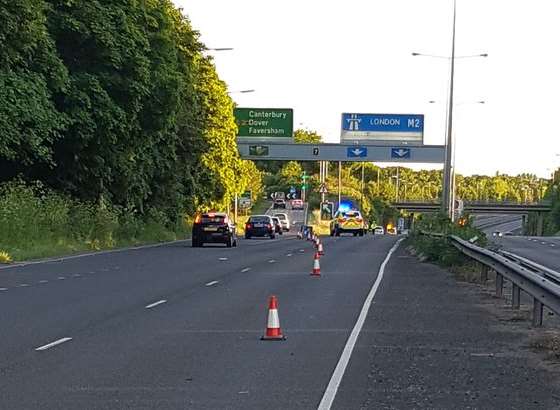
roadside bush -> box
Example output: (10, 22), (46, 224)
(0, 181), (186, 260)
(408, 213), (487, 267)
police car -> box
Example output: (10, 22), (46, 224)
(329, 209), (366, 237)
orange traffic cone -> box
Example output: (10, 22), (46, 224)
(318, 241), (324, 256)
(315, 236), (320, 248)
(261, 295), (286, 340)
(311, 252), (321, 276)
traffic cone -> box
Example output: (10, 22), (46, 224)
(311, 252), (321, 276)
(315, 236), (320, 248)
(318, 241), (324, 256)
(261, 295), (286, 341)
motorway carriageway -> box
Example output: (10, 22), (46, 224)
(0, 229), (558, 408)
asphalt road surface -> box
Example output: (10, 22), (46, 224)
(475, 214), (559, 272)
(1, 232), (558, 409)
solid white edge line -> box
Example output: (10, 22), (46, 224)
(145, 299), (167, 309)
(241, 268), (251, 273)
(317, 238), (404, 410)
(0, 239), (191, 270)
(205, 280), (219, 287)
(35, 337), (72, 351)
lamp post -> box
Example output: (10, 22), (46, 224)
(412, 0), (487, 219)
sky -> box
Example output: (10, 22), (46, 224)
(176, 0), (560, 178)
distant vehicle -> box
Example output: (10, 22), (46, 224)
(273, 213), (290, 231)
(372, 226), (385, 235)
(291, 199), (304, 210)
(386, 226), (397, 235)
(273, 191), (286, 200)
(273, 198), (286, 209)
(192, 212), (237, 248)
(330, 209), (366, 237)
(245, 215), (276, 239)
(271, 216), (283, 235)
(492, 231), (503, 237)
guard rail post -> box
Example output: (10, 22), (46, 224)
(495, 273), (504, 298)
(480, 264), (489, 282)
(533, 299), (544, 327)
(512, 284), (521, 309)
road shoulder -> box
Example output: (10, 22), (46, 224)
(332, 246), (560, 409)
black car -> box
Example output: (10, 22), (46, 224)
(245, 215), (276, 239)
(273, 199), (286, 209)
(192, 212), (237, 247)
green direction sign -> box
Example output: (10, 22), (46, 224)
(234, 108), (293, 140)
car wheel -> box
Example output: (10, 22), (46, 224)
(245, 234), (250, 239)
(359, 230), (364, 237)
(192, 239), (198, 247)
(233, 239), (238, 247)
(335, 228), (340, 237)
(226, 236), (232, 248)
(330, 230), (334, 237)
(270, 233), (275, 239)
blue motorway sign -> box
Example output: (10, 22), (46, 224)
(289, 186), (296, 194)
(341, 113), (424, 143)
(391, 148), (411, 159)
(347, 147), (367, 158)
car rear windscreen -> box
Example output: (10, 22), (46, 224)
(249, 216), (269, 223)
(274, 214), (286, 220)
(344, 212), (361, 218)
(202, 215), (225, 223)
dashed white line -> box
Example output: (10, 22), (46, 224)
(18, 284), (29, 287)
(35, 337), (72, 351)
(145, 300), (167, 309)
(241, 268), (251, 273)
(58, 277), (65, 280)
(0, 288), (7, 291)
(38, 280), (48, 284)
(268, 259), (276, 263)
(73, 274), (82, 277)
(205, 280), (219, 287)
(286, 253), (293, 257)
(218, 257), (228, 261)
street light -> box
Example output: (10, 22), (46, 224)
(204, 47), (234, 52)
(228, 89), (255, 94)
(412, 0), (488, 220)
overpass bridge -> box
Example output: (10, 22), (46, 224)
(392, 201), (553, 235)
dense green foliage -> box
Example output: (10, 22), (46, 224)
(0, 181), (186, 260)
(0, 0), (263, 259)
(408, 213), (487, 266)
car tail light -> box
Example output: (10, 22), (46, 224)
(245, 223), (251, 229)
(267, 224), (272, 229)
(338, 217), (345, 223)
(207, 212), (215, 218)
(194, 214), (201, 224)
(356, 217), (363, 222)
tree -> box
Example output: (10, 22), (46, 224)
(294, 129), (321, 144)
(0, 0), (68, 175)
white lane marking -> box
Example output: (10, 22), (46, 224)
(38, 280), (48, 284)
(73, 274), (82, 277)
(286, 253), (293, 257)
(219, 257), (228, 261)
(299, 249), (305, 253)
(58, 277), (65, 280)
(268, 259), (276, 263)
(0, 288), (7, 291)
(205, 280), (219, 287)
(145, 300), (167, 309)
(541, 242), (547, 245)
(318, 239), (403, 410)
(241, 268), (251, 273)
(35, 337), (72, 351)
(18, 284), (30, 287)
